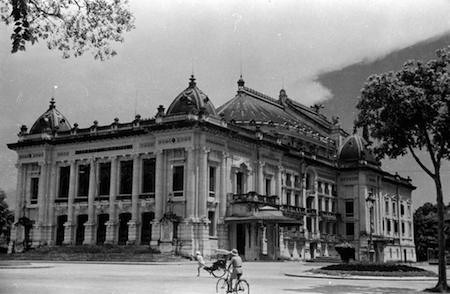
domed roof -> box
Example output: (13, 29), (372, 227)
(338, 133), (378, 165)
(166, 75), (217, 116)
(29, 98), (71, 134)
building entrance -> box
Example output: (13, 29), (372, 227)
(56, 215), (67, 245)
(96, 214), (109, 245)
(118, 213), (131, 245)
(141, 212), (154, 245)
(76, 214), (88, 245)
(236, 223), (246, 257)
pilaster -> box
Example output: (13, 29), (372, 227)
(83, 159), (96, 245)
(128, 155), (141, 244)
(64, 161), (77, 245)
(198, 147), (209, 219)
(105, 156), (118, 244)
(46, 162), (58, 245)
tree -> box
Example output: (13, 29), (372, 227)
(414, 202), (438, 261)
(0, 189), (13, 239)
(0, 0), (135, 60)
(356, 46), (450, 292)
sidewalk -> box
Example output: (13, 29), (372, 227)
(285, 271), (438, 281)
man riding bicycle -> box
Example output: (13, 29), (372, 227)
(228, 248), (243, 291)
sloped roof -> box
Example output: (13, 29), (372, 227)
(166, 75), (217, 116)
(29, 98), (71, 134)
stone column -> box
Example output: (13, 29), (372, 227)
(314, 179), (319, 237)
(33, 161), (48, 246)
(185, 147), (196, 219)
(198, 148), (208, 219)
(46, 162), (58, 245)
(151, 150), (164, 247)
(128, 155), (140, 244)
(276, 166), (283, 205)
(257, 161), (265, 195)
(64, 161), (77, 245)
(11, 164), (24, 248)
(302, 173), (308, 236)
(105, 157), (118, 244)
(83, 159), (96, 245)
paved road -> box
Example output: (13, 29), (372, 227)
(0, 261), (440, 294)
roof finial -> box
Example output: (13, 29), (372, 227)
(50, 85), (58, 109)
(189, 74), (196, 87)
(237, 74), (245, 88)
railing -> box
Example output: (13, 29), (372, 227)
(95, 196), (109, 201)
(280, 205), (305, 219)
(319, 211), (337, 220)
(306, 208), (317, 215)
(231, 192), (278, 205)
(306, 189), (316, 197)
(139, 193), (155, 200)
(283, 231), (305, 239)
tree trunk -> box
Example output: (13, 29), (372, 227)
(430, 176), (448, 292)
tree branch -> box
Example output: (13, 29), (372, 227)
(408, 145), (435, 178)
(29, 0), (63, 19)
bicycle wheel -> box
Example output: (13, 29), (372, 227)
(211, 266), (226, 278)
(216, 278), (229, 294)
(234, 279), (249, 294)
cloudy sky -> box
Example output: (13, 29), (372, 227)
(0, 0), (449, 209)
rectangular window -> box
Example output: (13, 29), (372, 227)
(325, 199), (329, 212)
(318, 198), (323, 211)
(294, 175), (300, 188)
(265, 178), (271, 196)
(318, 181), (323, 193)
(392, 202), (396, 216)
(98, 162), (111, 196)
(30, 177), (39, 204)
(387, 219), (391, 232)
(306, 173), (312, 190)
(345, 200), (354, 217)
(286, 173), (292, 187)
(332, 223), (337, 235)
(324, 183), (330, 195)
(236, 172), (243, 194)
(400, 204), (405, 216)
(408, 223), (412, 237)
(172, 165), (184, 197)
(294, 194), (300, 207)
(286, 192), (291, 206)
(142, 158), (156, 194)
(209, 166), (216, 197)
(346, 222), (354, 236)
(385, 200), (389, 215)
(208, 211), (216, 236)
(394, 220), (398, 233)
(58, 166), (70, 198)
(119, 160), (133, 195)
(332, 200), (336, 213)
(77, 164), (90, 197)
(401, 222), (405, 235)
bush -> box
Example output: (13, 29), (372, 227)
(322, 263), (428, 272)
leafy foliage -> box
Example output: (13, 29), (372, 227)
(355, 46), (450, 291)
(0, 189), (13, 237)
(0, 0), (135, 59)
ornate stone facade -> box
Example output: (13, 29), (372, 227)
(7, 76), (416, 262)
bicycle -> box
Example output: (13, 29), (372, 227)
(216, 268), (250, 294)
(203, 259), (227, 278)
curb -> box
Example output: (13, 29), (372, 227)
(285, 272), (438, 281)
(0, 260), (195, 266)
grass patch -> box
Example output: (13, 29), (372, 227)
(310, 263), (437, 277)
(0, 245), (189, 262)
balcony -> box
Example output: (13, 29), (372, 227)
(231, 192), (278, 206)
(283, 230), (305, 240)
(319, 211), (337, 221)
(306, 189), (316, 197)
(306, 208), (317, 215)
(280, 205), (305, 220)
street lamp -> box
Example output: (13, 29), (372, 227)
(366, 191), (376, 262)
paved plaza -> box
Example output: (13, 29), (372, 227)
(0, 261), (439, 294)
